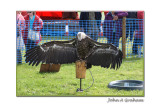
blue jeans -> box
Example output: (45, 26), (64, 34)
(17, 49), (22, 63)
(26, 39), (38, 51)
(132, 38), (143, 54)
(107, 33), (120, 48)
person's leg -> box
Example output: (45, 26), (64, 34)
(113, 35), (119, 48)
(126, 21), (130, 39)
(92, 28), (99, 41)
(17, 49), (22, 64)
(112, 32), (117, 47)
(137, 39), (142, 57)
(83, 25), (88, 35)
(88, 20), (98, 41)
(107, 38), (111, 44)
(115, 36), (120, 48)
(130, 20), (135, 41)
(132, 38), (138, 54)
(26, 39), (37, 51)
(25, 39), (37, 63)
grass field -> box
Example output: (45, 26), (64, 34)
(16, 58), (144, 96)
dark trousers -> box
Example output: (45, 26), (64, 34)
(126, 19), (138, 41)
(132, 38), (143, 54)
(83, 28), (98, 41)
(82, 21), (99, 41)
(26, 39), (37, 52)
(17, 49), (22, 63)
(107, 33), (119, 47)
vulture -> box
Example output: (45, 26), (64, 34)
(24, 32), (123, 69)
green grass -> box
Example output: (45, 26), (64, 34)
(16, 58), (144, 96)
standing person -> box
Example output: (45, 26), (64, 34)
(17, 11), (25, 64)
(126, 12), (138, 41)
(62, 12), (78, 19)
(132, 11), (144, 56)
(103, 11), (128, 47)
(79, 12), (101, 41)
(23, 11), (43, 51)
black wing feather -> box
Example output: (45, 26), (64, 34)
(87, 43), (123, 70)
(25, 39), (78, 66)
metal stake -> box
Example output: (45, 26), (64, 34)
(80, 78), (82, 90)
(76, 78), (83, 92)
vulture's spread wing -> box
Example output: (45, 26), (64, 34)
(24, 39), (78, 66)
(87, 43), (123, 69)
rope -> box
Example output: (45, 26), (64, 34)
(83, 69), (94, 91)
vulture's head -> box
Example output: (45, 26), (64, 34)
(77, 32), (88, 41)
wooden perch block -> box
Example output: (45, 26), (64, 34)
(40, 64), (61, 72)
(76, 60), (86, 79)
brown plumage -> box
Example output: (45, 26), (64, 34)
(24, 32), (123, 69)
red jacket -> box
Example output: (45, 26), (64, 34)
(23, 15), (43, 45)
(135, 11), (144, 39)
(104, 11), (109, 16)
(21, 11), (28, 17)
(137, 11), (144, 19)
(36, 11), (62, 20)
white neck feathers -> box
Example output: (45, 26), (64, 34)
(77, 32), (87, 41)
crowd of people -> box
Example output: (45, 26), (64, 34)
(16, 11), (43, 63)
(16, 11), (144, 63)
